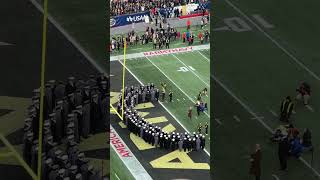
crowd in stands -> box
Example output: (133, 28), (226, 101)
(116, 84), (206, 152)
(110, 0), (210, 17)
(23, 74), (109, 180)
(110, 23), (210, 52)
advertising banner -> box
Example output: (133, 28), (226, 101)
(111, 11), (149, 28)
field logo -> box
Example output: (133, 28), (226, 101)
(110, 128), (132, 157)
(110, 18), (116, 27)
(143, 46), (193, 57)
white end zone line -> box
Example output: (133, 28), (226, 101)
(116, 59), (210, 156)
(223, 0), (320, 81)
(212, 74), (320, 178)
(110, 125), (153, 180)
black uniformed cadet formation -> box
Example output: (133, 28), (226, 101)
(23, 73), (109, 180)
(117, 84), (206, 152)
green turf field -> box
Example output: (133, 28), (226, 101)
(213, 0), (320, 179)
(120, 48), (211, 152)
(110, 147), (135, 180)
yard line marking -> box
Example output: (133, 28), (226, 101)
(212, 74), (320, 178)
(117, 59), (210, 156)
(251, 116), (264, 120)
(269, 110), (278, 117)
(272, 174), (280, 180)
(172, 54), (210, 87)
(197, 50), (210, 63)
(115, 173), (120, 180)
(215, 118), (222, 125)
(145, 56), (210, 119)
(306, 105), (314, 112)
(223, 0), (320, 81)
(233, 115), (241, 122)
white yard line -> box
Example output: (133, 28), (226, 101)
(223, 0), (320, 81)
(233, 115), (241, 122)
(171, 54), (210, 87)
(272, 174), (280, 180)
(306, 105), (314, 112)
(215, 118), (222, 125)
(197, 50), (210, 63)
(269, 109), (278, 117)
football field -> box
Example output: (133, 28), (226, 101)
(213, 0), (320, 179)
(112, 45), (211, 151)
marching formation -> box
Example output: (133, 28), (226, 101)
(23, 74), (109, 180)
(117, 84), (206, 152)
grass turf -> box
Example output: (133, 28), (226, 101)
(124, 49), (211, 151)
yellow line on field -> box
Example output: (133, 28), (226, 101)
(110, 104), (123, 121)
(0, 134), (37, 179)
(38, 0), (49, 178)
(121, 39), (127, 120)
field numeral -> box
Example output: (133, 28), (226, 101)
(221, 14), (274, 32)
(178, 66), (195, 72)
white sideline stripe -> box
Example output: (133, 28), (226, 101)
(233, 115), (240, 122)
(272, 174), (280, 180)
(116, 59), (210, 156)
(29, 0), (105, 74)
(110, 126), (153, 180)
(223, 0), (320, 81)
(145, 56), (210, 119)
(172, 54), (210, 87)
(269, 110), (278, 117)
(306, 105), (314, 112)
(110, 44), (210, 61)
(212, 74), (320, 178)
